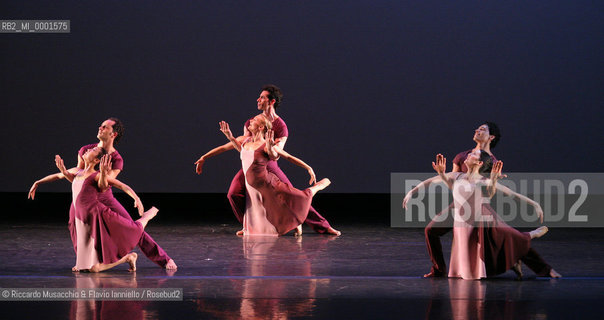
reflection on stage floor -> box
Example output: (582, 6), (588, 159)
(1, 224), (603, 319)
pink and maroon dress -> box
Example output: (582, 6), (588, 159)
(68, 143), (171, 268)
(71, 171), (142, 270)
(240, 141), (311, 235)
(227, 117), (334, 233)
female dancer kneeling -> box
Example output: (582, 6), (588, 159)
(55, 147), (158, 272)
(220, 115), (331, 236)
(404, 151), (560, 279)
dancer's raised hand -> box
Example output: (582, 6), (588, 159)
(490, 160), (506, 181)
(219, 121), (234, 140)
(431, 154), (446, 174)
(100, 154), (112, 176)
(55, 155), (67, 174)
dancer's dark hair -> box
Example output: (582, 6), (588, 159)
(478, 150), (494, 177)
(96, 147), (108, 159)
(484, 121), (501, 149)
(108, 117), (124, 144)
(261, 85), (283, 109)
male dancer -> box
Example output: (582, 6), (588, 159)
(195, 85), (340, 236)
(29, 118), (177, 270)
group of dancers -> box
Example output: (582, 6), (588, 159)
(28, 84), (560, 279)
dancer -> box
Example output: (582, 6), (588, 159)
(195, 85), (340, 235)
(55, 147), (158, 272)
(28, 118), (177, 270)
(419, 122), (501, 277)
(219, 116), (331, 235)
(404, 152), (561, 279)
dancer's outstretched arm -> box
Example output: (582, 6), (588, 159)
(194, 141), (240, 174)
(28, 153), (83, 199)
(195, 122), (247, 174)
(28, 169), (78, 199)
(96, 173), (144, 216)
(402, 175), (444, 209)
(266, 130), (317, 185)
(402, 154), (457, 209)
(494, 182), (544, 223)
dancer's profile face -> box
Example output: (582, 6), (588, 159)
(473, 124), (491, 143)
(257, 90), (272, 111)
(97, 119), (116, 141)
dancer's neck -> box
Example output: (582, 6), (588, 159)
(83, 163), (97, 174)
(98, 139), (116, 154)
(262, 107), (278, 122)
(251, 131), (265, 143)
(473, 141), (491, 155)
(466, 167), (483, 180)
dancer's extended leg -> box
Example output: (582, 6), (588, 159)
(136, 207), (158, 229)
(423, 204), (455, 277)
(267, 161), (340, 235)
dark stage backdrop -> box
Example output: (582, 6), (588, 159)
(2, 1), (603, 193)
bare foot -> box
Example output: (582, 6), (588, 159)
(530, 226), (548, 239)
(127, 252), (138, 272)
(138, 206), (159, 228)
(511, 261), (523, 280)
(165, 259), (177, 270)
(309, 178), (331, 196)
(423, 269), (445, 278)
(72, 266), (80, 272)
(326, 227), (341, 236)
(236, 230), (244, 236)
(294, 225), (303, 237)
(549, 269), (562, 278)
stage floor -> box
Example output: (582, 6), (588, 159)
(1, 223), (603, 319)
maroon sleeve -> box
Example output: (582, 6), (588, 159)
(272, 117), (288, 138)
(110, 152), (124, 171)
(452, 150), (469, 168)
(78, 144), (98, 157)
(78, 143), (123, 171)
